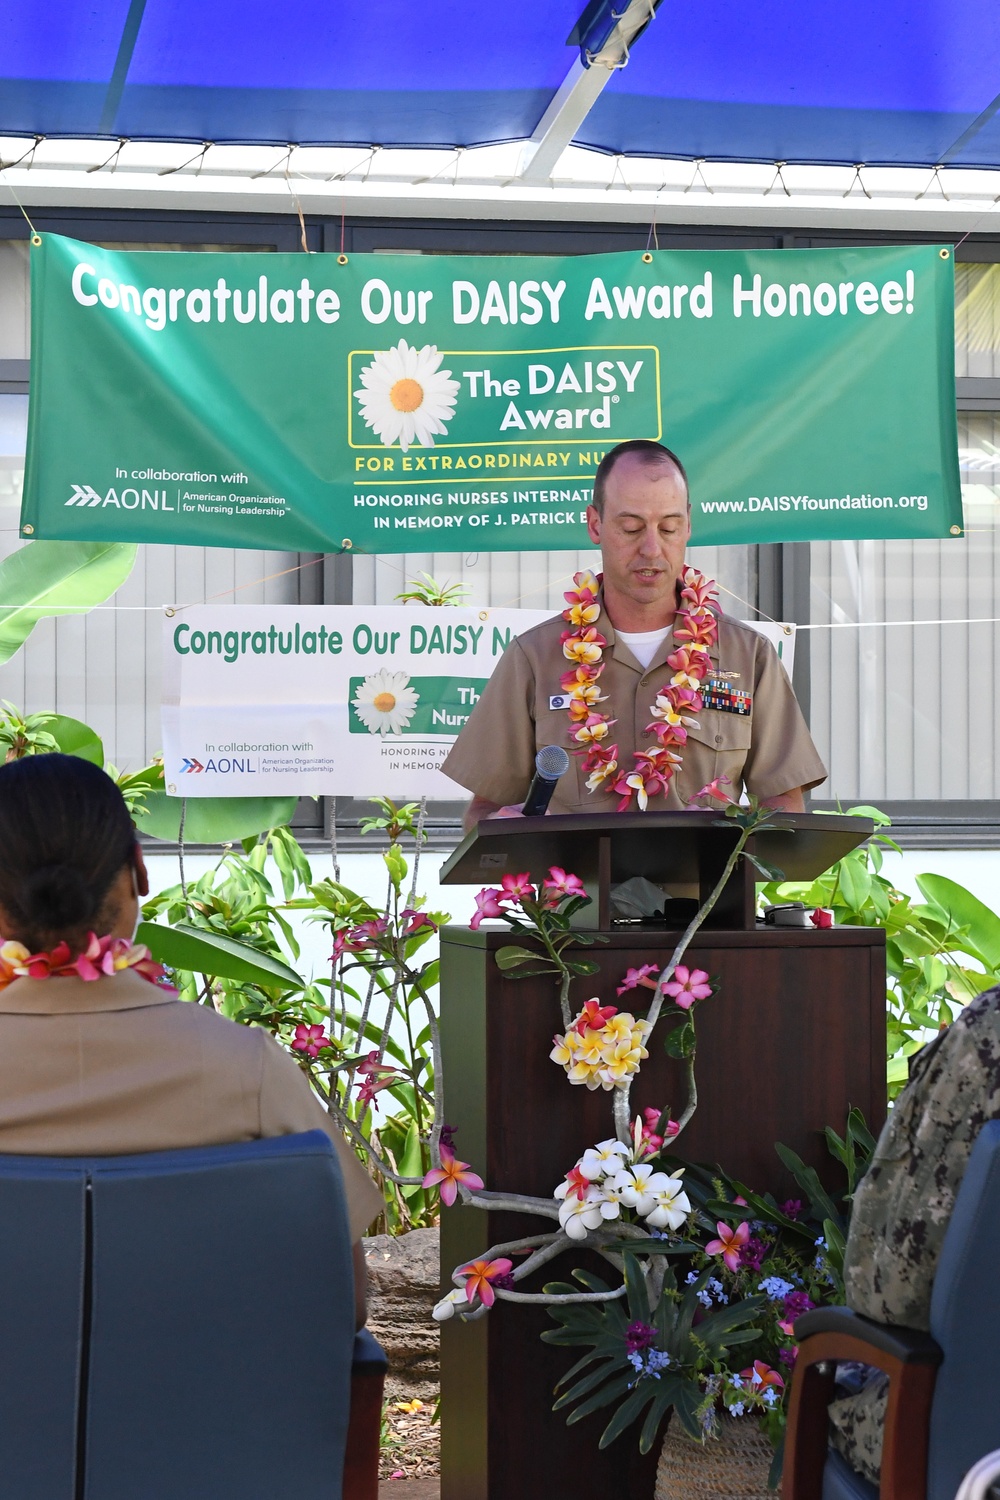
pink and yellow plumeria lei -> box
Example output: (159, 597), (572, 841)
(559, 565), (720, 811)
(0, 932), (173, 990)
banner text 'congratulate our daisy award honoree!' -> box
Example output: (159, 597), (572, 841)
(21, 236), (962, 554)
(160, 604), (553, 798)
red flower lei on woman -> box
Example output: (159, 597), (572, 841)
(0, 932), (174, 990)
(559, 566), (720, 811)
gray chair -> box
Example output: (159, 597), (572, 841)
(0, 1129), (376, 1499)
(785, 1118), (1000, 1500)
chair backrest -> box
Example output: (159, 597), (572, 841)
(0, 1130), (356, 1500)
(928, 1119), (1000, 1500)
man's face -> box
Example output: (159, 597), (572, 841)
(585, 454), (692, 611)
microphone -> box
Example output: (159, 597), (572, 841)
(521, 745), (570, 817)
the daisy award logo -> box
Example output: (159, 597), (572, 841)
(353, 340), (460, 452)
(352, 670), (420, 735)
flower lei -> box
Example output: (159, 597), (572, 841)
(559, 565), (720, 811)
(0, 932), (173, 990)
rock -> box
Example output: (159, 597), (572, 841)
(363, 1227), (441, 1397)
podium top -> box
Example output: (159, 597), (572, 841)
(439, 810), (872, 890)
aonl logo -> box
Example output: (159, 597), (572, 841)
(179, 758), (205, 773)
(65, 484), (105, 507)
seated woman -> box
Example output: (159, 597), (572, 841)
(0, 753), (382, 1326)
(829, 980), (1000, 1482)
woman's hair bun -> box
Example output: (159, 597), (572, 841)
(22, 864), (94, 930)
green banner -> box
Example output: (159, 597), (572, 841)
(21, 235), (962, 553)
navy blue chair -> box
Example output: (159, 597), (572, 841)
(0, 1128), (385, 1500)
(785, 1119), (1000, 1500)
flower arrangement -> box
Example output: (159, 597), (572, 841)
(0, 932), (171, 989)
(423, 791), (843, 1469)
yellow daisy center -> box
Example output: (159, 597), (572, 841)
(390, 378), (424, 412)
(373, 692), (397, 713)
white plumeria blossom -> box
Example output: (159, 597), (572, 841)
(354, 339), (460, 451)
(432, 1288), (468, 1322)
(611, 1163), (673, 1218)
(578, 1139), (630, 1180)
(644, 1170), (692, 1231)
(558, 1191), (606, 1240)
(595, 1177), (631, 1220)
(352, 669), (419, 735)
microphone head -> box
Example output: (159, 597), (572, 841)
(535, 744), (570, 781)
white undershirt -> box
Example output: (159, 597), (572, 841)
(615, 626), (672, 669)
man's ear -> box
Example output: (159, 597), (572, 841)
(585, 505), (601, 546)
(132, 842), (150, 898)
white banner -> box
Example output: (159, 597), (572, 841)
(161, 605), (796, 799)
(161, 605), (551, 798)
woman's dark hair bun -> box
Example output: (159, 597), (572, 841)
(22, 863), (94, 930)
(0, 754), (135, 949)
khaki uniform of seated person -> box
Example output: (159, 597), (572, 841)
(443, 441), (826, 827)
(0, 754), (382, 1328)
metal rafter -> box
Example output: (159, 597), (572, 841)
(519, 0), (660, 182)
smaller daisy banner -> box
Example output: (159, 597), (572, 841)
(160, 604), (551, 797)
(22, 235), (961, 552)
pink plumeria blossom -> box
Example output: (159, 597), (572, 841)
(455, 1257), (514, 1309)
(705, 1220), (750, 1271)
(563, 1165), (591, 1203)
(400, 908), (437, 936)
(616, 963), (659, 997)
(356, 1050), (399, 1108)
(689, 776), (733, 807)
(810, 908), (834, 929)
(500, 871), (535, 903)
(639, 1106), (678, 1157)
(422, 1146), (484, 1207)
(470, 887), (506, 930)
(292, 1023), (328, 1059)
(661, 965), (713, 1010)
(572, 999), (618, 1035)
(542, 867), (587, 904)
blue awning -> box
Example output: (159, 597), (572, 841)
(2, 0), (1000, 168)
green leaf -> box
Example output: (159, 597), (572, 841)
(916, 874), (1000, 972)
(623, 1252), (650, 1323)
(494, 945), (548, 971)
(137, 921), (303, 990)
(744, 852), (785, 881)
(0, 540), (136, 664)
(837, 854), (872, 910)
(135, 791), (299, 844)
(46, 714), (105, 765)
(597, 1385), (656, 1448)
(774, 1143), (841, 1225)
(383, 843), (408, 893)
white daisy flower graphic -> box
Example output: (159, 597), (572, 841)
(352, 670), (419, 735)
(354, 340), (460, 452)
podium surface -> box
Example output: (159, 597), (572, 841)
(440, 809), (873, 928)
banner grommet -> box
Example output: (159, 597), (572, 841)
(337, 254), (349, 265)
(940, 247), (950, 258)
(641, 251), (653, 263)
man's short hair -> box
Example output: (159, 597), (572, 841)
(591, 440), (689, 517)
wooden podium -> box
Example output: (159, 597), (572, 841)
(436, 813), (886, 1500)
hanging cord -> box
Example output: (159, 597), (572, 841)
(0, 153), (42, 243)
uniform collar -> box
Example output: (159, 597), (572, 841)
(0, 969), (178, 1015)
(597, 590), (722, 676)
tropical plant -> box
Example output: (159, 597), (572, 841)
(760, 805), (1000, 1094)
(0, 539), (135, 663)
(394, 572), (471, 607)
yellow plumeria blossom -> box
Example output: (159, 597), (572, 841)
(586, 757), (618, 793)
(0, 941), (31, 984)
(564, 600), (602, 628)
(550, 1003), (650, 1092)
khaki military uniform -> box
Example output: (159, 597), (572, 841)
(830, 985), (1000, 1483)
(442, 595), (826, 811)
(0, 969), (383, 1240)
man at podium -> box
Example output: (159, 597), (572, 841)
(443, 440), (826, 828)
